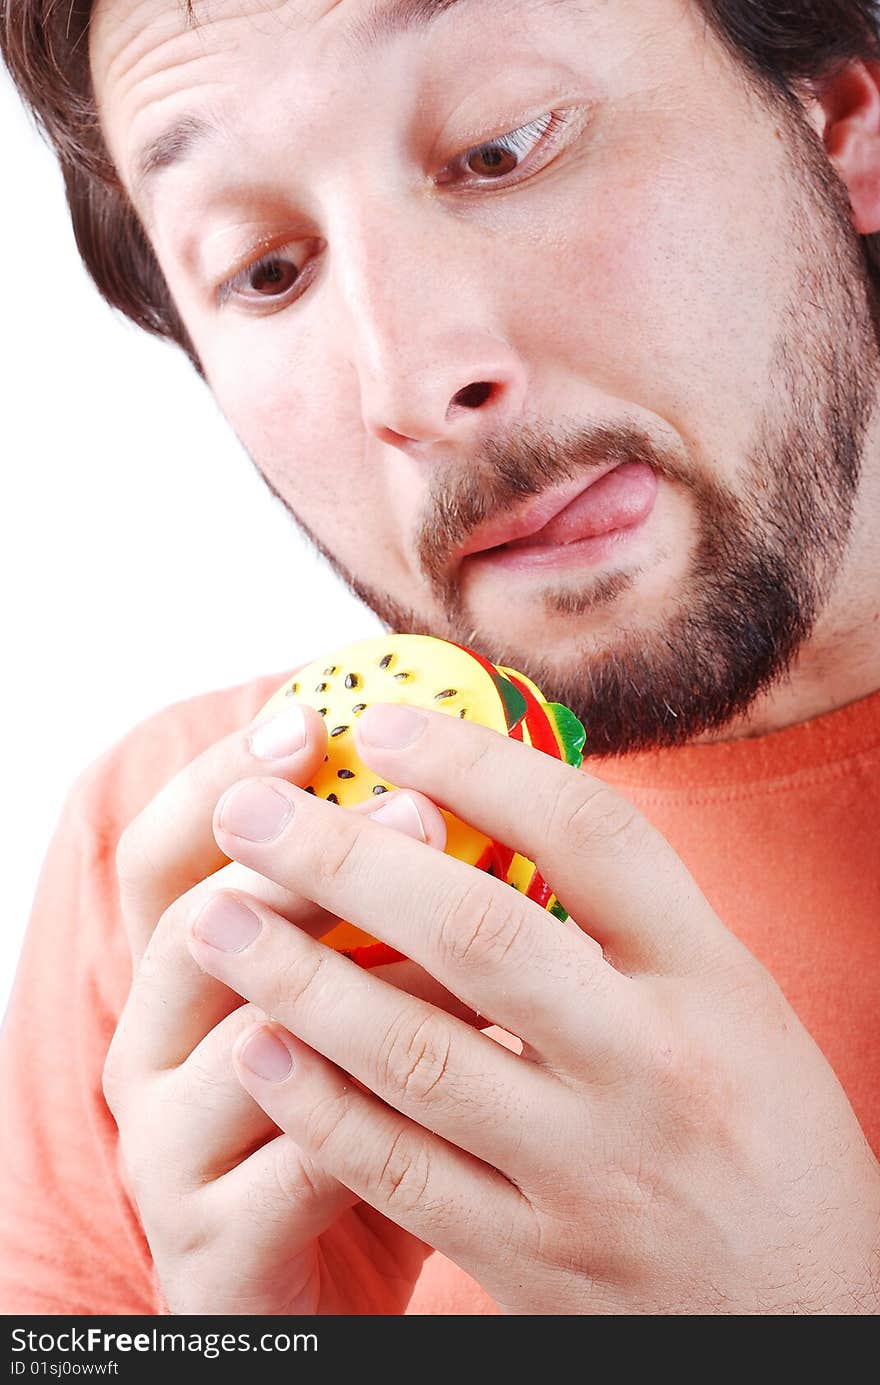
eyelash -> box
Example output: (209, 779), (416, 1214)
(215, 108), (574, 312)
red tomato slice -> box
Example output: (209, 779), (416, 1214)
(502, 673), (562, 759)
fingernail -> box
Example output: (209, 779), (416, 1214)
(240, 1027), (294, 1083)
(248, 706), (307, 760)
(358, 703), (427, 749)
(218, 781), (293, 840)
(192, 894), (262, 951)
(369, 793), (427, 841)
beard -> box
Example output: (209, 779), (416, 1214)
(251, 95), (880, 759)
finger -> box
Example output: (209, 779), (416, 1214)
(187, 890), (570, 1177)
(367, 956), (485, 1030)
(225, 787), (483, 1025)
(204, 1129), (361, 1309)
(161, 1002), (281, 1181)
(231, 1021), (526, 1280)
(116, 790), (472, 1076)
(113, 1001), (280, 1198)
(195, 784), (449, 956)
(164, 1012), (361, 1314)
(173, 982), (475, 1185)
(353, 703), (734, 975)
(209, 777), (629, 1062)
(155, 999), (357, 1244)
(115, 699), (329, 963)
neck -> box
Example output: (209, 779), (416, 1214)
(695, 452), (880, 744)
(694, 634), (880, 743)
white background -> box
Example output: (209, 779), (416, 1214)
(1, 70), (384, 1018)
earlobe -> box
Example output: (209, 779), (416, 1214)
(808, 59), (880, 235)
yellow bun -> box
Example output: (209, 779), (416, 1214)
(255, 633), (586, 965)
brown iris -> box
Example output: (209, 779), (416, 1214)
(250, 258), (298, 296)
(466, 145), (517, 178)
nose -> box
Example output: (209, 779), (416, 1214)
(327, 198), (529, 452)
(366, 355), (525, 451)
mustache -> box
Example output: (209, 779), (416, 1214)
(415, 417), (690, 586)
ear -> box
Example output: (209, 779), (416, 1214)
(803, 58), (880, 234)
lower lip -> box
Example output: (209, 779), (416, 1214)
(468, 461), (658, 573)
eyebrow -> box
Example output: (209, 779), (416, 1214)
(130, 0), (471, 210)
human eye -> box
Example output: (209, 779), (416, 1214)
(216, 242), (311, 312)
(436, 108), (580, 189)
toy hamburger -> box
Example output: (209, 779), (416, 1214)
(255, 634), (586, 967)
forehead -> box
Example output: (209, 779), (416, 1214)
(89, 0), (598, 205)
(90, 0), (571, 96)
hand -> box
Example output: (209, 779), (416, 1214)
(188, 701), (880, 1316)
(106, 701), (468, 1315)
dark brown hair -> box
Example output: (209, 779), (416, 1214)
(2, 0), (879, 380)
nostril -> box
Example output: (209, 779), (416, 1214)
(452, 380), (495, 409)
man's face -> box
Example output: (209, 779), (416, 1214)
(90, 0), (879, 753)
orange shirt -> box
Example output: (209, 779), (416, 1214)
(2, 667), (878, 1315)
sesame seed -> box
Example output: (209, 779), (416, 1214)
(372, 784), (388, 795)
(337, 769), (355, 779)
(330, 725), (349, 737)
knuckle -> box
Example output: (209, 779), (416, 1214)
(268, 1141), (312, 1208)
(437, 879), (528, 970)
(101, 1043), (126, 1115)
(376, 1011), (451, 1106)
(302, 1090), (352, 1159)
(187, 749), (217, 804)
(265, 1145), (337, 1229)
(274, 1146), (326, 1208)
(453, 732), (494, 779)
(116, 1132), (161, 1200)
(658, 1043), (738, 1144)
(114, 821), (149, 889)
(114, 818), (180, 923)
(307, 819), (363, 890)
(101, 1009), (140, 1114)
(163, 1218), (213, 1270)
(178, 1045), (235, 1114)
(135, 896), (183, 983)
(375, 1130), (432, 1214)
(637, 1000), (738, 1141)
(551, 778), (643, 860)
(272, 948), (331, 1019)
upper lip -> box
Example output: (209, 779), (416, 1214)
(456, 461), (622, 559)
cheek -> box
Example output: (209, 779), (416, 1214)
(537, 131), (794, 475)
(206, 334), (379, 528)
(204, 333), (425, 597)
